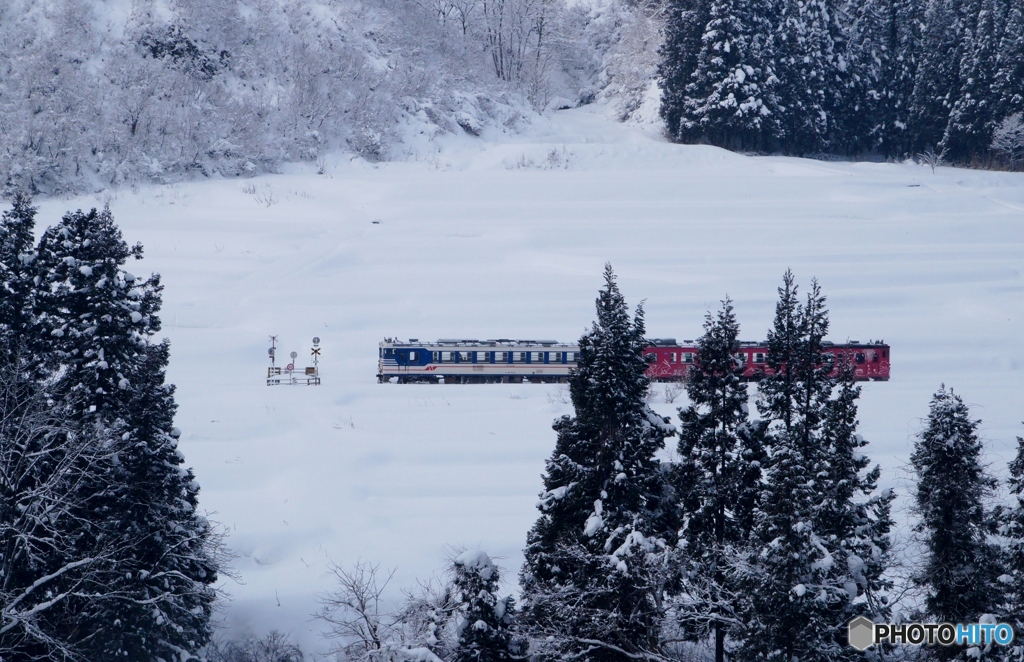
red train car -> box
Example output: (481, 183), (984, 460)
(643, 339), (890, 382)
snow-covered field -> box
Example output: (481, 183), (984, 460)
(32, 104), (1024, 656)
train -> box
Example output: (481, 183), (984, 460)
(377, 338), (890, 384)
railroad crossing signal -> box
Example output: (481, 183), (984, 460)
(266, 335), (320, 386)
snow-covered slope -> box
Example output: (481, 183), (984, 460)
(30, 103), (1024, 654)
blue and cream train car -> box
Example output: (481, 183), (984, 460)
(378, 339), (581, 383)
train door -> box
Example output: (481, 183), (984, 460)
(396, 349), (422, 378)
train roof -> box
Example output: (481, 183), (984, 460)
(380, 338), (888, 348)
(380, 338), (577, 348)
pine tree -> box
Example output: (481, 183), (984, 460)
(660, 0), (711, 140)
(676, 0), (781, 151)
(943, 0), (1002, 162)
(753, 270), (803, 432)
(814, 362), (895, 634)
(675, 297), (765, 662)
(735, 273), (892, 662)
(70, 340), (219, 659)
(736, 273), (836, 662)
(30, 205), (218, 660)
(519, 264), (676, 661)
(0, 192), (38, 354)
(909, 0), (963, 152)
(451, 550), (515, 662)
(911, 387), (1002, 648)
(32, 206), (162, 418)
(1000, 433), (1024, 662)
(773, 0), (852, 153)
(845, 0), (922, 155)
(993, 0), (1024, 123)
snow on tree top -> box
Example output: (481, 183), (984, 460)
(454, 550), (495, 579)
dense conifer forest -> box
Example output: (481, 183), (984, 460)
(658, 0), (1024, 163)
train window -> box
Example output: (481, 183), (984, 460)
(458, 351), (471, 362)
(754, 353), (765, 363)
(477, 351), (490, 362)
(567, 352), (576, 362)
(669, 352), (677, 363)
(735, 353), (747, 364)
(515, 352), (527, 363)
(432, 351), (439, 362)
(683, 353), (694, 363)
(883, 349), (888, 358)
(442, 351), (452, 362)
(409, 351), (417, 361)
(872, 352), (879, 363)
(530, 352), (541, 363)
(856, 353), (865, 364)
(549, 352), (562, 363)
(495, 351), (507, 363)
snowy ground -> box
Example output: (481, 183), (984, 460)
(32, 103), (1024, 656)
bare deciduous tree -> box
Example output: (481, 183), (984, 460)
(315, 559), (462, 662)
(316, 560), (402, 660)
(991, 113), (1024, 170)
(206, 630), (304, 662)
(0, 358), (127, 660)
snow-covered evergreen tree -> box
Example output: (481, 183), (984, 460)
(32, 206), (162, 418)
(1000, 433), (1024, 662)
(942, 0), (1002, 162)
(71, 339), (219, 660)
(845, 0), (922, 155)
(677, 0), (781, 150)
(660, 0), (782, 150)
(675, 297), (765, 662)
(0, 193), (37, 354)
(735, 273), (836, 662)
(773, 0), (853, 153)
(451, 550), (515, 662)
(519, 264), (676, 661)
(29, 205), (218, 660)
(659, 0), (712, 140)
(908, 0), (963, 152)
(993, 0), (1024, 123)
(815, 363), (895, 627)
(911, 386), (1002, 645)
(735, 273), (893, 662)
